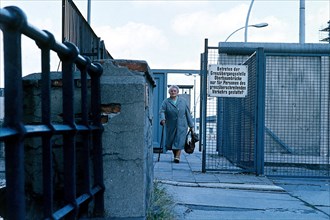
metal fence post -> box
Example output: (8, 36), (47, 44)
(37, 30), (56, 218)
(58, 41), (80, 219)
(201, 39), (208, 173)
(1, 6), (27, 219)
(255, 47), (265, 175)
(90, 62), (105, 217)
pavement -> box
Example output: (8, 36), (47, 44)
(153, 151), (330, 220)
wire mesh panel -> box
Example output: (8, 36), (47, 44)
(264, 55), (330, 178)
(202, 47), (221, 171)
(221, 53), (257, 172)
(202, 46), (260, 172)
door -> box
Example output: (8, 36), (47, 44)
(152, 72), (166, 152)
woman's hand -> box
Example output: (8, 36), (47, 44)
(160, 120), (166, 126)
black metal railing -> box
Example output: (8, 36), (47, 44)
(0, 6), (104, 219)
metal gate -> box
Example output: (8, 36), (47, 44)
(201, 40), (330, 178)
(200, 39), (264, 174)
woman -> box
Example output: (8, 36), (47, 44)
(160, 85), (194, 163)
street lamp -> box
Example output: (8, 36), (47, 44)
(224, 22), (268, 42)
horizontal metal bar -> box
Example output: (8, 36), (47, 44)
(51, 185), (103, 219)
(90, 185), (103, 195)
(25, 125), (52, 134)
(25, 125), (89, 134)
(52, 124), (101, 133)
(208, 46), (220, 50)
(0, 127), (19, 140)
(76, 193), (91, 206)
(1, 124), (102, 139)
(76, 125), (90, 131)
(75, 185), (103, 206)
(24, 124), (74, 135)
(89, 125), (103, 131)
(52, 124), (75, 132)
(152, 69), (200, 75)
(218, 42), (330, 55)
(52, 203), (75, 220)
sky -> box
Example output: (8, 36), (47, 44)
(0, 0), (329, 88)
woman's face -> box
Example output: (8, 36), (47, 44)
(169, 88), (179, 98)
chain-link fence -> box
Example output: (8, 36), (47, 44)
(264, 55), (330, 177)
(201, 41), (330, 178)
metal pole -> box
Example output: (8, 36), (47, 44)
(201, 39), (208, 173)
(87, 0), (91, 24)
(193, 75), (197, 131)
(299, 0), (305, 43)
(62, 0), (65, 42)
(244, 0), (254, 42)
(3, 20), (26, 220)
(329, 21), (330, 43)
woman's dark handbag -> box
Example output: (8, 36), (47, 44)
(184, 129), (199, 154)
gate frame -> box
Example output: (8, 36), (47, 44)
(151, 69), (200, 153)
(201, 39), (266, 174)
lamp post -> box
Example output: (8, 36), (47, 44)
(299, 0), (305, 43)
(87, 0), (91, 24)
(244, 0), (255, 42)
(225, 23), (268, 42)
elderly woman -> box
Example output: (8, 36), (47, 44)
(160, 85), (194, 163)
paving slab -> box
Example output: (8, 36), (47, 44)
(164, 184), (329, 220)
(153, 151), (330, 220)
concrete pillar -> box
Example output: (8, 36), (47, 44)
(100, 59), (155, 218)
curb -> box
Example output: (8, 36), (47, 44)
(156, 179), (285, 192)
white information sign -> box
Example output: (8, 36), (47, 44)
(208, 64), (248, 98)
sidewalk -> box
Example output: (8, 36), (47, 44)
(153, 151), (330, 220)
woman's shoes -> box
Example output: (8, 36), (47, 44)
(174, 157), (180, 163)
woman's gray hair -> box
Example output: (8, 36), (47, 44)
(168, 85), (180, 93)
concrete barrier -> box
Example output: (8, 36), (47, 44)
(100, 59), (155, 218)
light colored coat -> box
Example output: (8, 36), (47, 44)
(159, 96), (194, 150)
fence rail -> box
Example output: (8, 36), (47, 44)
(0, 6), (104, 219)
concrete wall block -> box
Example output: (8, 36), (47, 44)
(22, 72), (92, 217)
(100, 59), (155, 218)
(24, 138), (43, 194)
(103, 158), (146, 217)
(23, 72), (90, 124)
(20, 60), (155, 218)
(103, 125), (145, 160)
